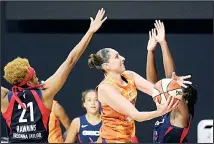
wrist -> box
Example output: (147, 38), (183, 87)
(155, 110), (163, 117)
(87, 29), (95, 34)
(159, 39), (167, 45)
(147, 50), (155, 53)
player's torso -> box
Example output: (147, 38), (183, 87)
(153, 112), (191, 143)
(48, 100), (63, 143)
(98, 71), (138, 142)
(77, 115), (102, 143)
(2, 89), (50, 143)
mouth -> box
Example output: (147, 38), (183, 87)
(91, 106), (96, 109)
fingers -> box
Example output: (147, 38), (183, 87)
(181, 75), (191, 80)
(154, 20), (160, 31)
(149, 28), (157, 39)
(183, 80), (192, 85)
(90, 17), (94, 22)
(180, 83), (188, 88)
(154, 97), (160, 105)
(94, 8), (106, 20)
(152, 28), (156, 36)
(99, 8), (105, 19)
(171, 100), (180, 110)
(95, 9), (101, 18)
(101, 16), (107, 23)
(168, 96), (174, 108)
(149, 31), (152, 39)
(161, 22), (165, 30)
(165, 95), (171, 105)
(154, 20), (165, 31)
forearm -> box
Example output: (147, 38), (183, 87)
(133, 110), (161, 122)
(146, 51), (158, 83)
(160, 40), (175, 78)
(66, 30), (94, 66)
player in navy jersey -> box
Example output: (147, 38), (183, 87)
(65, 90), (102, 143)
(1, 8), (107, 143)
(146, 20), (197, 143)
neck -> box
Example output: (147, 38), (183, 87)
(86, 113), (100, 121)
(105, 72), (123, 84)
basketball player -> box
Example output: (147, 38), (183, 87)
(146, 20), (197, 143)
(1, 8), (107, 143)
(48, 100), (70, 143)
(65, 89), (101, 143)
(65, 89), (139, 143)
(88, 46), (191, 142)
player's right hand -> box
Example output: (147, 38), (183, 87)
(88, 8), (107, 33)
(147, 28), (157, 51)
(155, 96), (179, 116)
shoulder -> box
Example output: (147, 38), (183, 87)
(72, 117), (80, 125)
(98, 83), (118, 94)
(124, 70), (135, 78)
(72, 117), (80, 131)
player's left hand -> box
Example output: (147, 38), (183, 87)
(154, 20), (166, 43)
(171, 72), (192, 88)
(88, 8), (107, 33)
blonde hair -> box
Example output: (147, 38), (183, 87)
(4, 57), (30, 85)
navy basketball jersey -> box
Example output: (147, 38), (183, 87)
(153, 112), (192, 143)
(2, 89), (51, 143)
(77, 115), (102, 143)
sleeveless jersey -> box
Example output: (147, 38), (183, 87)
(97, 71), (138, 143)
(77, 115), (102, 143)
(48, 100), (64, 143)
(153, 112), (192, 143)
(2, 89), (51, 143)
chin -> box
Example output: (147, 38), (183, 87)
(120, 68), (126, 73)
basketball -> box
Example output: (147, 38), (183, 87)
(152, 78), (183, 105)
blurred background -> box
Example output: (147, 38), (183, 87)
(1, 1), (213, 143)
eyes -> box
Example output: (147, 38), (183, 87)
(86, 98), (98, 102)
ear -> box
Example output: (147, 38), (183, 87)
(27, 81), (32, 86)
(102, 63), (110, 71)
(83, 103), (86, 108)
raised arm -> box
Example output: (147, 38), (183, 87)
(98, 83), (177, 122)
(42, 9), (107, 100)
(146, 28), (158, 84)
(154, 20), (175, 78)
(154, 20), (192, 116)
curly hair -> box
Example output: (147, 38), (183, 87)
(4, 57), (30, 85)
(183, 84), (198, 118)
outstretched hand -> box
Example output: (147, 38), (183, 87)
(154, 20), (166, 43)
(171, 72), (192, 88)
(147, 28), (157, 51)
(155, 96), (179, 116)
(88, 8), (107, 33)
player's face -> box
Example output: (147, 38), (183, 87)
(104, 49), (126, 74)
(30, 73), (39, 86)
(84, 91), (99, 115)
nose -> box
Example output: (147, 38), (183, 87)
(120, 55), (125, 61)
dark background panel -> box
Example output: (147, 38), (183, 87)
(6, 19), (213, 34)
(1, 1), (213, 143)
(5, 1), (213, 20)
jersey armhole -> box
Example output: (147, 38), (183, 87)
(35, 89), (42, 100)
(7, 91), (13, 102)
